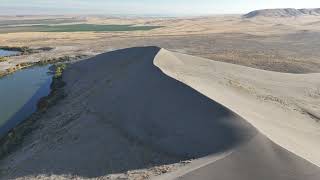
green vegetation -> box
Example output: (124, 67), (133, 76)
(1, 55), (84, 78)
(0, 46), (53, 57)
(38, 63), (68, 111)
(0, 24), (163, 33)
(0, 57), (7, 62)
(37, 55), (71, 66)
(53, 63), (67, 79)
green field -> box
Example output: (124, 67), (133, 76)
(0, 24), (163, 33)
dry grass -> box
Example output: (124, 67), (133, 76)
(0, 57), (7, 62)
(1, 15), (320, 74)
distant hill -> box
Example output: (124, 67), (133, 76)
(243, 8), (320, 18)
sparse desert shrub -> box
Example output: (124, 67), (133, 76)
(58, 56), (71, 62)
(36, 47), (54, 51)
(0, 57), (7, 62)
(6, 67), (17, 73)
(0, 71), (5, 77)
(0, 46), (30, 54)
(54, 63), (67, 78)
(50, 63), (67, 90)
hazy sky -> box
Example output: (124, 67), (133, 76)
(1, 0), (320, 15)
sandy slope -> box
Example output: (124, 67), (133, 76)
(155, 49), (320, 166)
(0, 47), (319, 179)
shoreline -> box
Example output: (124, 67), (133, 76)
(0, 46), (53, 55)
(0, 54), (89, 78)
(0, 63), (67, 159)
(0, 45), (84, 78)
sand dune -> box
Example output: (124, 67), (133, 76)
(156, 49), (320, 166)
(1, 47), (320, 179)
(244, 8), (320, 18)
(64, 47), (256, 158)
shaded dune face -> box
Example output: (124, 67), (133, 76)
(66, 46), (257, 158)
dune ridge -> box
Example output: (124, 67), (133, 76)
(1, 47), (320, 180)
(243, 8), (320, 18)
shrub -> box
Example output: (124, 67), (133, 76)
(54, 64), (67, 79)
(0, 57), (7, 62)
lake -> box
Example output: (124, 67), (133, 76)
(0, 49), (20, 57)
(0, 65), (53, 136)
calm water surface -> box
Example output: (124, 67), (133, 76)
(0, 65), (52, 136)
(0, 49), (20, 57)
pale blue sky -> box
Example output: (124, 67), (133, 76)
(1, 0), (320, 15)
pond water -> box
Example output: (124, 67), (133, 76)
(0, 49), (20, 57)
(0, 65), (52, 136)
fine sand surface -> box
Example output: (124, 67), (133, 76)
(0, 47), (320, 179)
